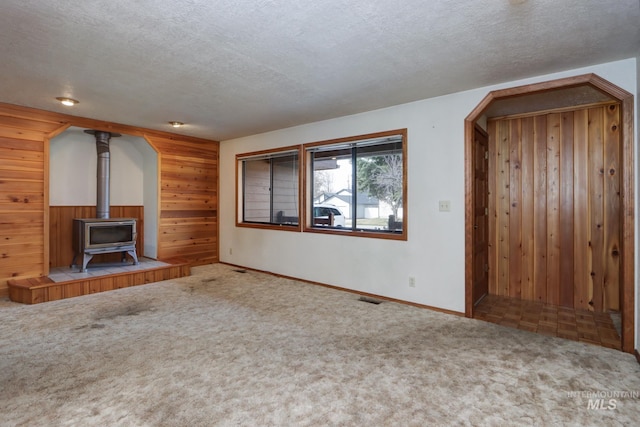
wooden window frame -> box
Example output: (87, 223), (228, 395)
(236, 145), (302, 232)
(302, 129), (408, 241)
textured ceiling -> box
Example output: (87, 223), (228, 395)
(0, 0), (638, 141)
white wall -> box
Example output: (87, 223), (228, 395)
(140, 140), (159, 259)
(50, 127), (158, 258)
(220, 58), (637, 321)
(50, 127), (144, 205)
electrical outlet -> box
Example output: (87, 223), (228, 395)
(409, 276), (416, 288)
(439, 200), (451, 212)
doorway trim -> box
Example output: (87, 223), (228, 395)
(464, 73), (635, 353)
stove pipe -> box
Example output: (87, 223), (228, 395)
(84, 129), (121, 219)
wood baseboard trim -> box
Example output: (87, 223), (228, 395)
(635, 349), (640, 365)
(220, 262), (464, 317)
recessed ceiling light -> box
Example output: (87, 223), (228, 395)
(56, 97), (79, 106)
(169, 121), (184, 128)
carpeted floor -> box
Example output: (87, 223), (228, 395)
(1, 264), (639, 426)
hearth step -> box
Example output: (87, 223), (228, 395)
(8, 258), (190, 304)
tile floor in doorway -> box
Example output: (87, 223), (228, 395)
(473, 294), (621, 351)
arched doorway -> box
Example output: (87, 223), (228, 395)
(464, 74), (635, 353)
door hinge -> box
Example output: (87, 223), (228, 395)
(484, 263), (489, 272)
(485, 207), (488, 216)
(485, 151), (489, 159)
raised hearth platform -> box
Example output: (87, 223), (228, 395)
(7, 258), (190, 304)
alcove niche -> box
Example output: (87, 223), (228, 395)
(49, 126), (158, 264)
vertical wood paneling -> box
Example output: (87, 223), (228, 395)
(533, 116), (547, 302)
(520, 117), (535, 301)
(559, 112), (574, 307)
(48, 206), (144, 268)
(573, 109), (590, 309)
(603, 104), (621, 311)
(496, 120), (510, 296)
(588, 107), (605, 312)
(546, 113), (561, 306)
(488, 103), (621, 312)
(508, 120), (522, 299)
(487, 121), (498, 295)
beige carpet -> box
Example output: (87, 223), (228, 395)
(1, 264), (639, 426)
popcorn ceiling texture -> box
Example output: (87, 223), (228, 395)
(1, 263), (639, 426)
(0, 0), (638, 140)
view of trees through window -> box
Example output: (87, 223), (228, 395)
(308, 131), (405, 233)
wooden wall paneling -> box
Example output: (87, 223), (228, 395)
(0, 115), (64, 134)
(466, 75), (633, 351)
(619, 94), (635, 353)
(0, 101), (220, 299)
(520, 117), (535, 301)
(0, 133), (45, 296)
(545, 113), (561, 306)
(147, 135), (219, 266)
(603, 104), (621, 311)
(573, 109), (590, 309)
(508, 119), (522, 299)
(487, 121), (498, 295)
(559, 112), (575, 308)
(159, 154), (217, 263)
(48, 206), (144, 268)
(588, 107), (605, 312)
(43, 135), (50, 278)
(487, 104), (620, 311)
(496, 120), (510, 296)
(533, 116), (548, 302)
(0, 127), (51, 142)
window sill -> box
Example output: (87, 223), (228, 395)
(237, 222), (302, 232)
(303, 226), (407, 241)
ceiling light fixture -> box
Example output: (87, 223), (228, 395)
(56, 97), (79, 106)
(169, 121), (184, 128)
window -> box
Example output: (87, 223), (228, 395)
(304, 129), (407, 239)
(237, 146), (300, 230)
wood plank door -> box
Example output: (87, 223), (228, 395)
(487, 103), (621, 311)
(472, 125), (489, 304)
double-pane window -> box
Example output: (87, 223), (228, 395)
(305, 130), (406, 239)
(237, 148), (300, 228)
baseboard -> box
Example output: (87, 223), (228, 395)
(635, 349), (640, 365)
(219, 262), (465, 317)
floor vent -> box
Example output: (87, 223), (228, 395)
(359, 296), (382, 305)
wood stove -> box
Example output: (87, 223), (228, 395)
(68, 129), (139, 272)
(71, 218), (138, 272)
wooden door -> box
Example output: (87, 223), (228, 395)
(472, 126), (489, 304)
(487, 103), (621, 311)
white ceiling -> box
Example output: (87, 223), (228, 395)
(0, 0), (638, 141)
